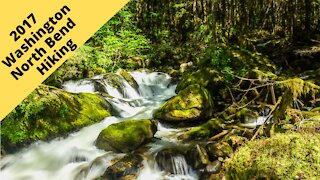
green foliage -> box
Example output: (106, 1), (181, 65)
(277, 78), (320, 100)
(46, 45), (109, 87)
(87, 4), (151, 68)
(46, 4), (151, 87)
(208, 47), (233, 72)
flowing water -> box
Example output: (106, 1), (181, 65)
(0, 70), (197, 180)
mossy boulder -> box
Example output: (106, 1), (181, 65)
(186, 144), (210, 169)
(119, 70), (139, 90)
(95, 119), (157, 153)
(1, 85), (111, 152)
(178, 118), (223, 141)
(200, 160), (222, 179)
(93, 80), (108, 94)
(101, 154), (144, 180)
(176, 68), (224, 93)
(154, 84), (214, 122)
(206, 142), (233, 159)
(103, 73), (124, 91)
(225, 132), (320, 179)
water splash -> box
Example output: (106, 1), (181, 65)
(1, 70), (191, 180)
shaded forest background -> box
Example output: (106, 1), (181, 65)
(46, 0), (320, 86)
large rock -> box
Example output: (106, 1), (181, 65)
(200, 160), (222, 178)
(101, 154), (143, 180)
(103, 73), (124, 91)
(119, 70), (139, 90)
(1, 85), (111, 152)
(225, 132), (320, 179)
(186, 144), (210, 169)
(178, 118), (223, 141)
(175, 68), (224, 93)
(95, 120), (157, 153)
(154, 84), (214, 122)
(206, 142), (233, 159)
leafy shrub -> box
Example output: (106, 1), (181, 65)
(208, 47), (233, 72)
(46, 4), (151, 87)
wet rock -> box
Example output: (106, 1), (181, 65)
(119, 70), (139, 90)
(154, 84), (214, 122)
(74, 164), (90, 180)
(155, 148), (189, 174)
(0, 146), (6, 158)
(200, 172), (226, 180)
(93, 80), (108, 94)
(205, 160), (222, 174)
(1, 85), (111, 153)
(206, 142), (233, 159)
(103, 73), (124, 91)
(101, 154), (143, 180)
(95, 120), (157, 153)
(186, 144), (210, 169)
(178, 118), (223, 141)
(180, 61), (193, 73)
(199, 160), (222, 179)
(69, 155), (88, 163)
(236, 108), (260, 124)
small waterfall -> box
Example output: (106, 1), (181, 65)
(171, 154), (189, 175)
(62, 80), (95, 93)
(0, 70), (198, 180)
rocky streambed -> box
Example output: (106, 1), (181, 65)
(1, 69), (319, 180)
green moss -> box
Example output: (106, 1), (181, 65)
(102, 154), (143, 179)
(176, 68), (224, 93)
(178, 118), (223, 140)
(1, 85), (111, 152)
(154, 84), (214, 122)
(207, 142), (233, 159)
(228, 45), (277, 73)
(103, 73), (123, 91)
(299, 110), (320, 133)
(281, 108), (320, 133)
(95, 119), (157, 153)
(225, 132), (320, 179)
(119, 69), (139, 90)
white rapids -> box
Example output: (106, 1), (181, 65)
(0, 70), (197, 180)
